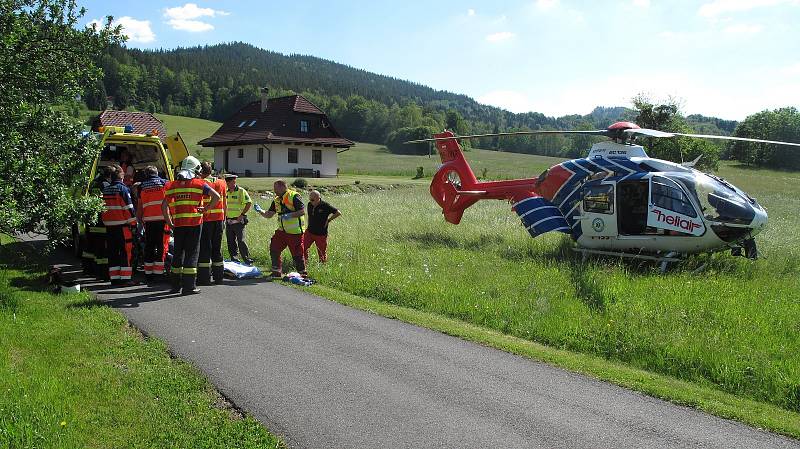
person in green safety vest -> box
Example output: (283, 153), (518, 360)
(257, 179), (307, 278)
(224, 174), (253, 264)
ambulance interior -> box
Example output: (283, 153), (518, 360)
(96, 142), (171, 182)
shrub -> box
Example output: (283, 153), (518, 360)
(414, 166), (424, 179)
(291, 178), (308, 188)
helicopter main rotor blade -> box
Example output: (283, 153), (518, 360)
(404, 130), (605, 144)
(622, 128), (675, 138)
(624, 128), (800, 147)
(671, 133), (800, 147)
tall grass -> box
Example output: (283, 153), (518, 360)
(244, 163), (800, 412)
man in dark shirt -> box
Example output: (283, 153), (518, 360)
(303, 190), (341, 263)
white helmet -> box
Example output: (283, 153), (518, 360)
(179, 156), (201, 174)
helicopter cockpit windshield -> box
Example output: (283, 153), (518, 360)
(671, 173), (756, 225)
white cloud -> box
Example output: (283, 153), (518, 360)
(164, 3), (228, 19)
(536, 0), (560, 11)
(168, 19), (214, 32)
(485, 31), (515, 42)
(89, 16), (155, 43)
(467, 8), (476, 16)
(632, 0), (650, 7)
(164, 3), (228, 32)
(723, 23), (763, 34)
(698, 0), (797, 18)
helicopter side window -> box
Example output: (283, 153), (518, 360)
(651, 176), (696, 217)
(583, 184), (614, 214)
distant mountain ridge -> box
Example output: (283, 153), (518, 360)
(88, 42), (734, 156)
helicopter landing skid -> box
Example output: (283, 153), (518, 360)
(572, 248), (683, 273)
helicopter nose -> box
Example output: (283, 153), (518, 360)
(750, 207), (768, 236)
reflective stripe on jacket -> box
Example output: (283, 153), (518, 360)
(226, 186), (251, 218)
(102, 181), (136, 226)
(165, 178), (207, 227)
(273, 189), (305, 234)
(139, 176), (167, 222)
(202, 176), (227, 222)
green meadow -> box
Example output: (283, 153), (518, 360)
(338, 141), (564, 179)
(241, 160), (800, 432)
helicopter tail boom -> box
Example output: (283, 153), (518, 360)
(429, 131), (563, 232)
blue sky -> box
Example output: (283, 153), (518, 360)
(81, 0), (800, 120)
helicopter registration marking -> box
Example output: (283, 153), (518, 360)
(649, 208), (704, 236)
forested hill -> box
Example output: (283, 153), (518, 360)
(86, 42), (734, 156)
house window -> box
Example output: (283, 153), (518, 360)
(312, 149), (322, 165)
(257, 148), (264, 163)
(238, 121), (247, 127)
(300, 120), (309, 133)
(288, 148), (298, 164)
(237, 148), (244, 158)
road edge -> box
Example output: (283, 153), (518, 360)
(304, 282), (800, 440)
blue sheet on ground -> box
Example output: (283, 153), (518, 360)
(223, 261), (262, 279)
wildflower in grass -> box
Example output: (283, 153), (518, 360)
(60, 421), (66, 427)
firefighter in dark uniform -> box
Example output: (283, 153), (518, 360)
(82, 172), (110, 280)
(161, 156), (220, 295)
(197, 161), (227, 285)
(101, 164), (137, 286)
(136, 166), (169, 285)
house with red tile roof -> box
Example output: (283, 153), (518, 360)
(91, 110), (167, 142)
(199, 88), (354, 177)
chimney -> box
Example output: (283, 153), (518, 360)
(260, 87), (269, 113)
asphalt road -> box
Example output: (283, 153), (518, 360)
(55, 258), (798, 449)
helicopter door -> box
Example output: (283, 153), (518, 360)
(579, 181), (617, 237)
(647, 176), (705, 236)
(617, 180), (649, 235)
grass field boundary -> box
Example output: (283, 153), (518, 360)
(304, 283), (800, 440)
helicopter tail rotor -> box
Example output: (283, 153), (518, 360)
(430, 131), (481, 224)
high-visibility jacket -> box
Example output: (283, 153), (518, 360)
(273, 189), (305, 234)
(226, 186), (252, 219)
(139, 176), (167, 222)
(165, 178), (210, 227)
(102, 181), (136, 226)
(202, 176), (227, 222)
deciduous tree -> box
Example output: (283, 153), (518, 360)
(0, 0), (121, 243)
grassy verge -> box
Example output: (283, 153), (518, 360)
(305, 283), (800, 438)
(0, 236), (283, 448)
(239, 161), (800, 438)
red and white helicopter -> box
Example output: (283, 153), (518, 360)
(408, 122), (800, 269)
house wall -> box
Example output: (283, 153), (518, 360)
(213, 144), (339, 177)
